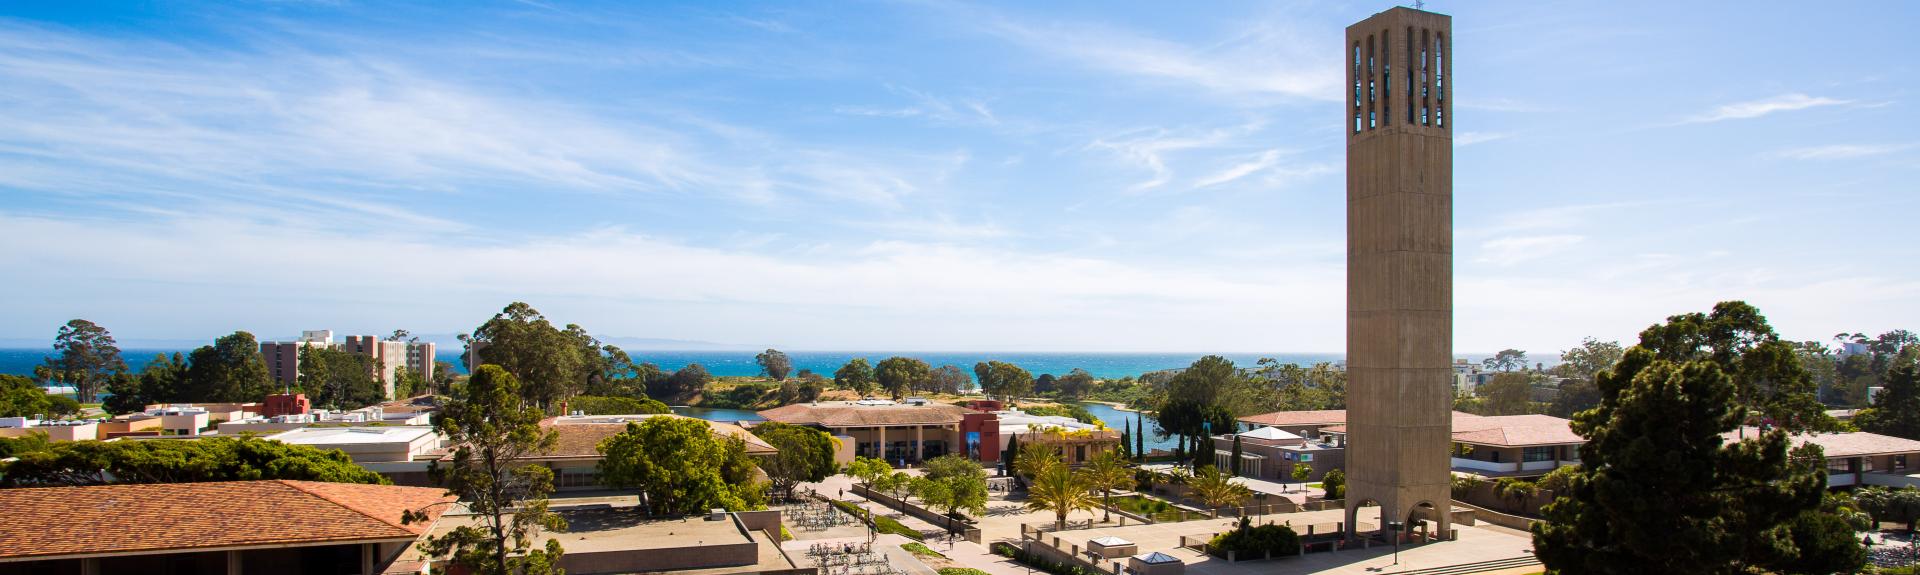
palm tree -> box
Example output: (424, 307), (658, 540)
(1015, 443), (1061, 479)
(1188, 465), (1251, 516)
(1080, 449), (1133, 522)
(1025, 463), (1100, 530)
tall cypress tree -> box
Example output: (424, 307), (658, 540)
(1229, 435), (1243, 477)
(1135, 413), (1146, 460)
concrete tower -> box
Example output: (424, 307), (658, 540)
(1342, 6), (1453, 540)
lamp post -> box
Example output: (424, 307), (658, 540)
(1387, 520), (1404, 565)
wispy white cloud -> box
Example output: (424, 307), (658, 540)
(1684, 93), (1849, 124)
(1086, 120), (1267, 193)
(1193, 150), (1283, 189)
(1454, 131), (1515, 147)
(1772, 143), (1912, 160)
(833, 85), (999, 126)
(1475, 234), (1585, 266)
(973, 8), (1339, 102)
(0, 21), (950, 221)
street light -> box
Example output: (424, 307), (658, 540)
(1386, 520), (1405, 565)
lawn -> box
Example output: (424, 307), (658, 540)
(1107, 494), (1200, 522)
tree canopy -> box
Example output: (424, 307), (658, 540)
(914, 454), (989, 521)
(1854, 362), (1920, 440)
(1633, 301), (1835, 431)
(756, 349), (793, 381)
(835, 358), (876, 397)
(974, 361), (1034, 402)
(752, 421), (839, 501)
(43, 319), (127, 403)
(569, 395), (670, 415)
(875, 356), (931, 400)
(596, 415), (765, 516)
(1483, 349), (1528, 372)
(300, 345), (387, 410)
(1532, 303), (1859, 575)
(415, 364), (566, 575)
(181, 331), (274, 404)
(0, 374), (55, 419)
(0, 436), (388, 487)
(928, 365), (970, 395)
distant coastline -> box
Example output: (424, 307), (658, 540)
(0, 348), (1344, 381)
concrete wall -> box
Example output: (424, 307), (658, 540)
(558, 542), (759, 574)
(1342, 7), (1455, 537)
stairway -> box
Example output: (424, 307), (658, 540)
(1388, 554), (1541, 575)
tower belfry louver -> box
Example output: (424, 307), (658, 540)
(1342, 6), (1454, 541)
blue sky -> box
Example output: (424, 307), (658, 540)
(0, 1), (1915, 353)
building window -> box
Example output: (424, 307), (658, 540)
(1895, 455), (1909, 470)
(1369, 111), (1376, 128)
(1827, 458), (1852, 474)
(1523, 447), (1555, 462)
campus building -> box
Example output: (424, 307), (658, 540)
(0, 480), (456, 575)
(1726, 428), (1920, 489)
(758, 400), (976, 464)
(1229, 410), (1581, 482)
(522, 414), (779, 490)
(261, 331), (436, 400)
(757, 400), (1120, 467)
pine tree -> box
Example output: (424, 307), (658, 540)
(1532, 346), (1857, 575)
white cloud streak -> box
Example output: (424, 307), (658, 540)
(1685, 93), (1849, 124)
(1773, 143), (1912, 160)
(978, 10), (1340, 102)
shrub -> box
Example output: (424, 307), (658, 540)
(570, 395), (670, 415)
(902, 542), (945, 559)
(1208, 518), (1300, 558)
(990, 542), (1103, 575)
(939, 569), (988, 575)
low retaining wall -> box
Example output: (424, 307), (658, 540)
(1449, 500), (1537, 531)
(851, 484), (983, 544)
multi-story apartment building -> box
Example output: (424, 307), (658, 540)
(261, 330), (434, 401)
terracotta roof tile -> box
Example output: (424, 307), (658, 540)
(1448, 414), (1582, 447)
(1723, 428), (1920, 458)
(1236, 409), (1347, 427)
(535, 415), (778, 458)
(758, 403), (969, 427)
(0, 480), (455, 560)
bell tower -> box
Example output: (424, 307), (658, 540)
(1342, 6), (1454, 541)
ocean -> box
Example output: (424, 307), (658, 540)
(0, 348), (1342, 381)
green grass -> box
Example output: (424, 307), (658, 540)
(1108, 494), (1195, 522)
(938, 569), (988, 575)
(902, 542), (945, 559)
(828, 499), (925, 541)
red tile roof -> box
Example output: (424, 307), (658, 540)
(758, 402), (971, 427)
(0, 480), (455, 560)
(1235, 409), (1348, 427)
(1723, 428), (1920, 458)
(1448, 414), (1583, 447)
(533, 415), (778, 458)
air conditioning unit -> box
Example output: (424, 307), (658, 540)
(708, 509), (726, 521)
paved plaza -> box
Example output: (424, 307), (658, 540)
(799, 472), (1539, 575)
